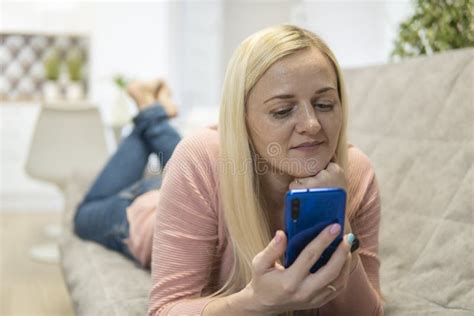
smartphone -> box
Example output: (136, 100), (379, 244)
(284, 188), (346, 273)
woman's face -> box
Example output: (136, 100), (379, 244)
(246, 47), (342, 178)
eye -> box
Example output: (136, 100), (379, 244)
(314, 103), (335, 111)
(272, 107), (293, 118)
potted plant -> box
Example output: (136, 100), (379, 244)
(66, 47), (84, 100)
(391, 0), (474, 59)
(42, 47), (61, 101)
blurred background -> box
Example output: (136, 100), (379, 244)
(1, 0), (472, 315)
(0, 0), (416, 213)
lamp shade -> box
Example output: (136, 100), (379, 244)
(25, 102), (108, 188)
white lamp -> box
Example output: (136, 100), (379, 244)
(25, 102), (109, 263)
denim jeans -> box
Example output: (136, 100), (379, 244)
(74, 104), (181, 260)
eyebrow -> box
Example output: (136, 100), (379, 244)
(263, 86), (337, 104)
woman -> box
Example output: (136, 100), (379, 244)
(148, 25), (383, 315)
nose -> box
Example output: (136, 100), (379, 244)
(294, 103), (321, 135)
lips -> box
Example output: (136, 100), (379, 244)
(291, 141), (324, 149)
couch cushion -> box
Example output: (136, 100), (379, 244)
(343, 48), (474, 314)
(60, 175), (151, 316)
(60, 49), (473, 315)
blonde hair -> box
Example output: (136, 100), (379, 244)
(215, 24), (349, 312)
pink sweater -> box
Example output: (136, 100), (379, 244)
(126, 128), (383, 315)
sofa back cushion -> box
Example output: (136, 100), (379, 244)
(343, 48), (473, 312)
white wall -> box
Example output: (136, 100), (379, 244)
(0, 0), (412, 212)
(166, 0), (223, 134)
(0, 0), (171, 211)
(303, 0), (412, 68)
(0, 103), (64, 212)
(217, 0), (412, 69)
(1, 1), (171, 119)
(221, 0), (296, 73)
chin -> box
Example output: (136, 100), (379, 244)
(279, 163), (321, 179)
(283, 156), (330, 177)
(290, 170), (321, 178)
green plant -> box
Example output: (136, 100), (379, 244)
(67, 47), (83, 82)
(113, 75), (128, 90)
(391, 0), (474, 59)
(43, 48), (60, 81)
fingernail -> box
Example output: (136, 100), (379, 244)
(347, 233), (355, 246)
(350, 237), (360, 253)
(329, 224), (340, 235)
(273, 231), (281, 244)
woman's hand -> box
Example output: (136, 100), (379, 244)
(236, 225), (354, 315)
(289, 162), (347, 193)
(289, 162), (351, 234)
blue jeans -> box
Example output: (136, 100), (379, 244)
(74, 104), (181, 260)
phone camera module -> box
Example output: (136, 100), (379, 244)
(291, 199), (300, 220)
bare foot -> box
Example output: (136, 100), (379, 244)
(127, 79), (178, 118)
(155, 81), (178, 118)
(126, 81), (156, 110)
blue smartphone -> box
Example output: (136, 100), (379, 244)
(284, 188), (346, 273)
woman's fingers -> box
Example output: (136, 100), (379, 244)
(286, 223), (341, 283)
(303, 251), (351, 309)
(290, 162), (346, 191)
(328, 251), (352, 292)
(248, 231), (354, 313)
(252, 230), (287, 275)
(280, 233), (351, 308)
(302, 233), (352, 292)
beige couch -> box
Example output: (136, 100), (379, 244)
(60, 48), (474, 315)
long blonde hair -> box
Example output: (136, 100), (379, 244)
(215, 24), (349, 307)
